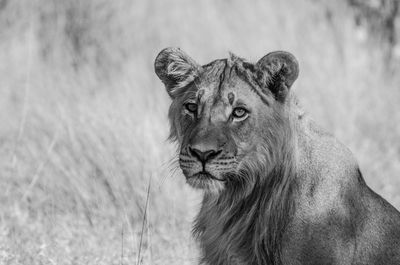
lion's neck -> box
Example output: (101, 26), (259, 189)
(194, 159), (297, 265)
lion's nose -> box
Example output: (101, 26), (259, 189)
(188, 147), (222, 164)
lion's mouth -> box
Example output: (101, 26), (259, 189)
(188, 171), (226, 182)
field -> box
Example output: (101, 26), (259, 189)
(0, 0), (399, 264)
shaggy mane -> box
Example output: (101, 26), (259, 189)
(193, 101), (299, 265)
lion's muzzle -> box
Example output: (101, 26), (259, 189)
(188, 146), (222, 170)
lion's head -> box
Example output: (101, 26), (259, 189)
(155, 48), (299, 195)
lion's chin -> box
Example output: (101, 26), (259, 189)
(185, 172), (225, 192)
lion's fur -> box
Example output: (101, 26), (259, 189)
(155, 48), (400, 265)
(193, 95), (299, 264)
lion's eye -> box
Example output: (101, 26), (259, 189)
(232, 107), (248, 119)
(185, 103), (198, 113)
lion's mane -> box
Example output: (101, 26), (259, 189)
(193, 100), (299, 264)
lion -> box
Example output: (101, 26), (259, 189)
(154, 47), (400, 265)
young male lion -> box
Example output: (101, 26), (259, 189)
(154, 47), (400, 265)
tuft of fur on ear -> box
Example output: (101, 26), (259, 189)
(227, 51), (243, 66)
(256, 51), (299, 102)
(154, 47), (202, 98)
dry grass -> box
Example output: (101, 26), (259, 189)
(0, 0), (399, 264)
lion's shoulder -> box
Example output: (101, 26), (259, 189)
(285, 117), (400, 265)
(295, 117), (361, 211)
(298, 117), (358, 174)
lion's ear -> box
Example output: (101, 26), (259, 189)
(256, 51), (299, 101)
(154, 47), (202, 99)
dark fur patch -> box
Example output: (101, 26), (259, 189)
(198, 89), (205, 101)
(228, 92), (235, 105)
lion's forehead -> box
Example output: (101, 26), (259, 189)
(193, 59), (258, 107)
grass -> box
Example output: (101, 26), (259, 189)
(0, 0), (399, 264)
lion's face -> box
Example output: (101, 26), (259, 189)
(155, 48), (299, 193)
(171, 66), (271, 192)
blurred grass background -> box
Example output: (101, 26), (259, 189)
(0, 0), (399, 264)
